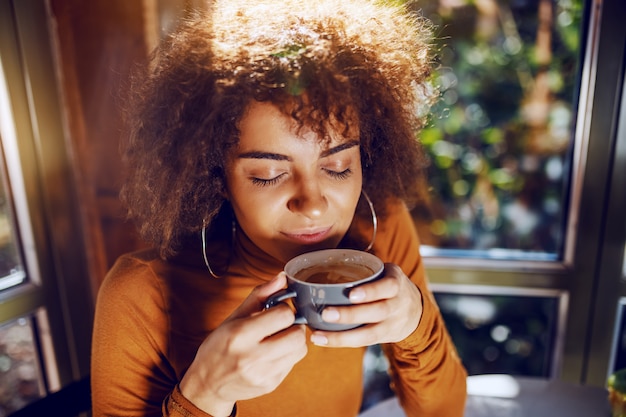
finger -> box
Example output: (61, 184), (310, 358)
(218, 323), (306, 378)
(258, 324), (308, 363)
(310, 324), (382, 348)
(241, 337), (308, 392)
(235, 325), (308, 388)
(228, 272), (288, 320)
(232, 303), (297, 343)
(347, 266), (403, 304)
(321, 299), (393, 325)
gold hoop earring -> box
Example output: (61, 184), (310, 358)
(362, 190), (377, 251)
(201, 219), (236, 279)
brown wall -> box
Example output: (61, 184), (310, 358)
(47, 0), (150, 292)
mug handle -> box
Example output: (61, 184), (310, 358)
(264, 289), (307, 325)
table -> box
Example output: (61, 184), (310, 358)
(358, 375), (611, 417)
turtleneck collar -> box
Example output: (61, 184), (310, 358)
(169, 227), (285, 282)
(170, 213), (372, 283)
(230, 228), (285, 282)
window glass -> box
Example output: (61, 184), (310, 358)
(0, 141), (24, 291)
(411, 0), (585, 260)
(434, 291), (562, 377)
(0, 317), (45, 414)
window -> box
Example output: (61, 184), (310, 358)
(400, 0), (591, 381)
(0, 317), (46, 414)
(412, 0), (585, 263)
(361, 286), (566, 411)
(432, 284), (566, 377)
(403, 0), (626, 388)
(0, 0), (94, 413)
(0, 15), (56, 411)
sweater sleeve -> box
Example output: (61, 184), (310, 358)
(376, 204), (467, 417)
(91, 254), (209, 417)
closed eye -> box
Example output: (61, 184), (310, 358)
(251, 173), (286, 187)
(324, 168), (352, 180)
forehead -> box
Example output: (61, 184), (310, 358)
(237, 100), (359, 147)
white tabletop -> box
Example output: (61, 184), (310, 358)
(359, 375), (611, 417)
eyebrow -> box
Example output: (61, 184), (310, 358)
(237, 140), (360, 161)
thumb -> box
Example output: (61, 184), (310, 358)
(254, 272), (288, 300)
(228, 272), (288, 320)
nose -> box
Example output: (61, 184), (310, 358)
(287, 178), (327, 219)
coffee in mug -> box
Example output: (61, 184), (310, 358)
(294, 262), (375, 284)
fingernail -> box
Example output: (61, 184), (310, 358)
(311, 334), (328, 346)
(322, 308), (340, 322)
(349, 288), (365, 302)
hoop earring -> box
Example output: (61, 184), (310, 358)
(201, 219), (236, 279)
(362, 190), (377, 252)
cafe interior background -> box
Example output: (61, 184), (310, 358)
(0, 0), (624, 414)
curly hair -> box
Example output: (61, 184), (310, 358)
(121, 0), (435, 258)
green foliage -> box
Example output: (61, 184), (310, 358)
(412, 0), (584, 255)
(609, 369), (626, 394)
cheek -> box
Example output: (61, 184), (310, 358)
(328, 183), (362, 220)
(231, 191), (284, 231)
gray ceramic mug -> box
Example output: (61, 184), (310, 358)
(264, 249), (384, 331)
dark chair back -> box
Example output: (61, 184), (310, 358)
(8, 376), (91, 417)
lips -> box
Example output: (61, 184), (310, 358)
(282, 226), (332, 244)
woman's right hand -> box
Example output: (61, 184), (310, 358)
(179, 272), (307, 417)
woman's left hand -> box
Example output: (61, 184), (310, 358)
(310, 263), (423, 347)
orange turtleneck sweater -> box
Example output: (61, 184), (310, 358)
(91, 202), (467, 417)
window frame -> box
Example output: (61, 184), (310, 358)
(423, 0), (626, 386)
(0, 0), (94, 395)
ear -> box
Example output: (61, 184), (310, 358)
(220, 185), (230, 201)
(216, 175), (230, 201)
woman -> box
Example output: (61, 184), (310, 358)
(91, 0), (468, 416)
